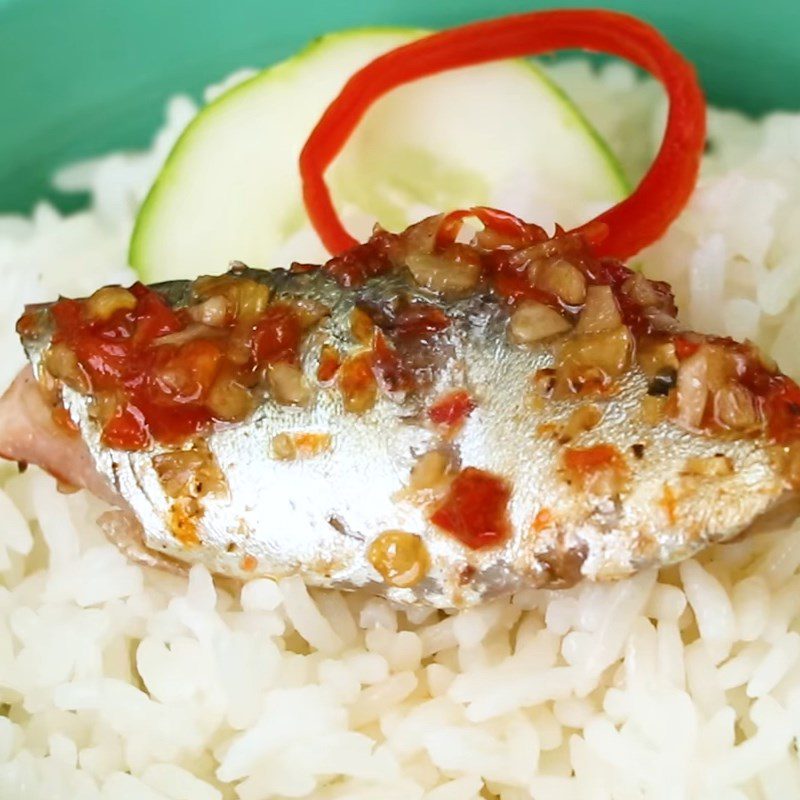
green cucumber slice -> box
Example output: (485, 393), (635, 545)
(130, 28), (627, 281)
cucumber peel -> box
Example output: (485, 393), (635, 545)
(130, 28), (628, 281)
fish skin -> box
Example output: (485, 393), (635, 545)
(15, 264), (797, 608)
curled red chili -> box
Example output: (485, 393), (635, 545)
(299, 9), (706, 260)
(435, 207), (543, 250)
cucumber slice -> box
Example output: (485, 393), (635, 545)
(130, 28), (627, 281)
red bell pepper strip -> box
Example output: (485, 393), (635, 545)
(299, 9), (705, 260)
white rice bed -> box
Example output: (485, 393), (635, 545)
(2, 62), (800, 799)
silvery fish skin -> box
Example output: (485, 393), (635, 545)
(17, 261), (798, 608)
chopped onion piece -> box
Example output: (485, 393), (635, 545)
(684, 455), (734, 477)
(153, 445), (227, 498)
(187, 295), (229, 327)
(409, 450), (451, 491)
(575, 285), (622, 334)
(701, 345), (734, 393)
(675, 351), (708, 429)
(206, 374), (254, 420)
(406, 253), (481, 295)
(44, 342), (90, 394)
(646, 310), (681, 332)
(622, 273), (661, 306)
(272, 432), (332, 461)
(399, 214), (442, 258)
(637, 340), (679, 378)
(85, 286), (138, 321)
(193, 275), (271, 323)
(155, 323), (222, 347)
(556, 404), (602, 443)
(535, 259), (586, 305)
(556, 326), (632, 395)
(236, 281), (272, 323)
(714, 383), (758, 431)
(509, 300), (572, 345)
(268, 362), (311, 406)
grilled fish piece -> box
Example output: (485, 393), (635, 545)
(4, 215), (800, 607)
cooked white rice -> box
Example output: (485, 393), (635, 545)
(2, 61), (800, 800)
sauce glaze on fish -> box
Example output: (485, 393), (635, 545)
(11, 213), (800, 606)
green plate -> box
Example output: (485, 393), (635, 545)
(1, 0), (798, 214)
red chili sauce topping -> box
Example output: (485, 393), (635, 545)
(430, 467), (511, 549)
(316, 344), (342, 383)
(563, 443), (622, 473)
(318, 211), (800, 445)
(35, 211), (800, 457)
(429, 390), (475, 428)
(562, 444), (629, 493)
(45, 279), (306, 450)
(321, 228), (398, 287)
(332, 299), (453, 413)
(371, 331), (415, 395)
